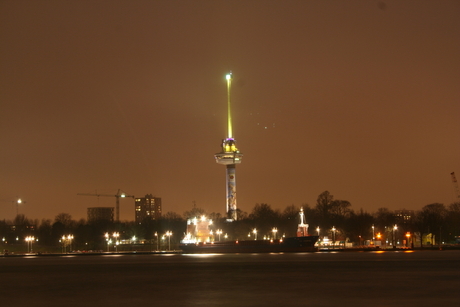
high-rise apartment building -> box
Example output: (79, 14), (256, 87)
(135, 194), (162, 224)
(87, 207), (114, 223)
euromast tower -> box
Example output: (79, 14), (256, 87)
(214, 73), (243, 221)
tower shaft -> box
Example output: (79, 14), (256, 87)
(226, 165), (237, 220)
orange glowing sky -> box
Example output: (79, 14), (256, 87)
(1, 1), (459, 221)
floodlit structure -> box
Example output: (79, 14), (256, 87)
(182, 216), (214, 244)
(296, 207), (309, 237)
(215, 72), (243, 221)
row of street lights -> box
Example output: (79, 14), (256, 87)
(105, 232), (119, 252)
(247, 228), (279, 240)
(25, 236), (35, 253)
(103, 231), (175, 252)
(14, 225), (413, 253)
(61, 235), (74, 253)
(315, 224), (412, 248)
(315, 226), (337, 247)
(210, 229), (228, 241)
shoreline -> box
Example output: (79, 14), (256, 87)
(2, 245), (459, 257)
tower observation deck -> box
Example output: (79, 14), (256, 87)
(215, 73), (243, 221)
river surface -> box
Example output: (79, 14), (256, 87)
(1, 250), (459, 306)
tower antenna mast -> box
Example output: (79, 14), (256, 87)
(226, 73), (233, 139)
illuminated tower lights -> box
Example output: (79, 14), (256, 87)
(214, 72), (243, 221)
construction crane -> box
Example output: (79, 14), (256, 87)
(451, 172), (460, 201)
(77, 189), (134, 222)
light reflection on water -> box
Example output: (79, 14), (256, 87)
(1, 250), (459, 306)
(182, 253), (224, 258)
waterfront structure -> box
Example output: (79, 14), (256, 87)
(182, 216), (214, 244)
(180, 208), (319, 253)
(87, 207), (114, 223)
(135, 194), (162, 224)
(214, 73), (243, 221)
(296, 207), (309, 237)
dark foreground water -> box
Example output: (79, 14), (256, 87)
(1, 250), (459, 306)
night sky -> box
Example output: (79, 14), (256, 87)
(1, 1), (459, 221)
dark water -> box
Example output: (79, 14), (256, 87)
(1, 250), (459, 306)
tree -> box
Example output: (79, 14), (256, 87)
(236, 208), (248, 220)
(445, 202), (460, 242)
(330, 200), (352, 217)
(421, 203), (447, 246)
(314, 191), (353, 239)
(282, 205), (299, 221)
(412, 203), (447, 247)
(373, 208), (396, 229)
(183, 207), (206, 219)
(163, 211), (183, 221)
(160, 212), (185, 246)
(315, 191), (334, 226)
(13, 214), (31, 226)
(36, 219), (53, 246)
(329, 200), (353, 229)
(344, 209), (373, 245)
(248, 204), (281, 238)
(54, 213), (74, 230)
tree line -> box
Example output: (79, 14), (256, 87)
(1, 190), (459, 252)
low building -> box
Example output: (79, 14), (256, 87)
(135, 194), (162, 224)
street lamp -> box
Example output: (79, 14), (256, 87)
(332, 226), (336, 248)
(272, 227), (278, 240)
(372, 224), (375, 243)
(316, 227), (320, 237)
(61, 236), (66, 253)
(67, 235), (74, 252)
(405, 232), (411, 248)
(155, 232), (159, 251)
(113, 232), (119, 253)
(253, 228), (257, 240)
(105, 232), (110, 252)
(166, 231), (172, 251)
(392, 224), (398, 248)
(216, 229), (222, 241)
